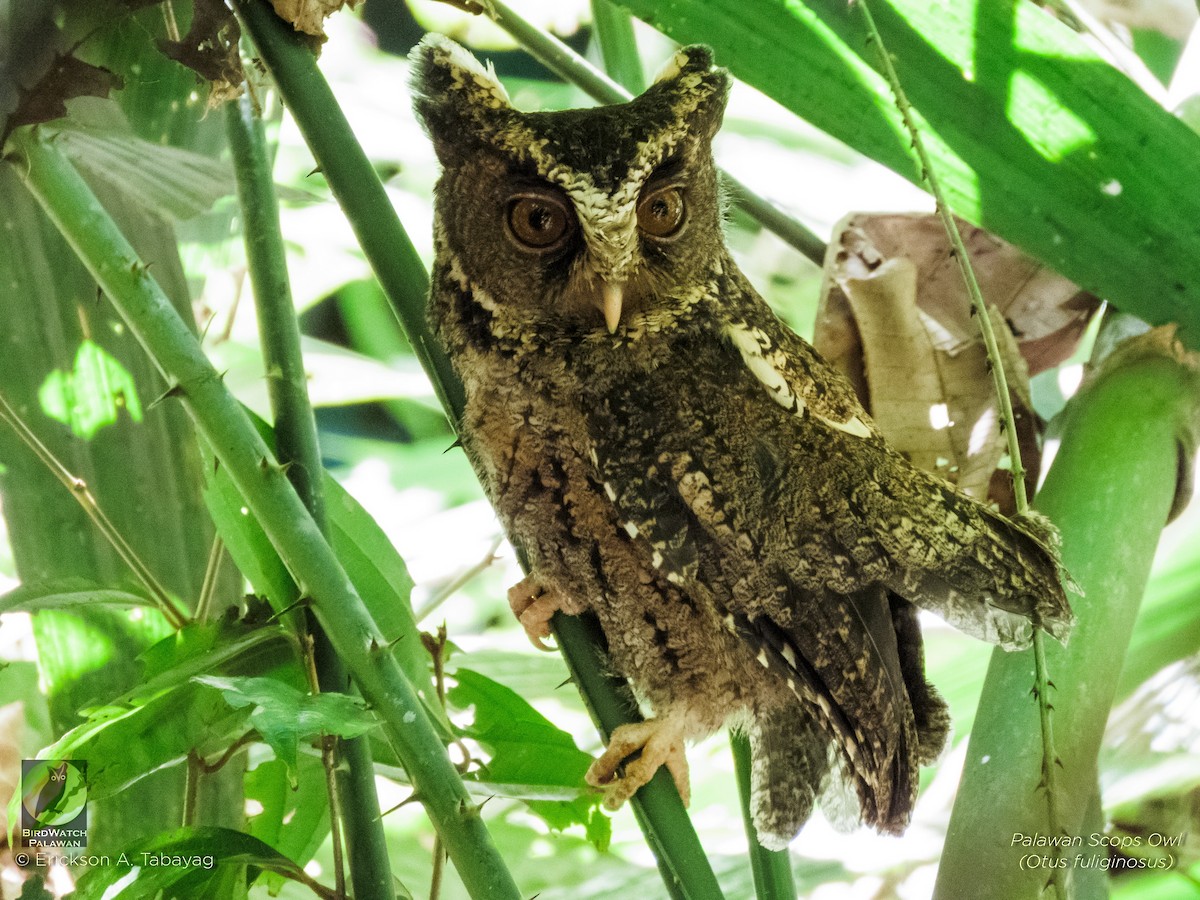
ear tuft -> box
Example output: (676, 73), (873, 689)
(410, 34), (512, 161)
(648, 45), (730, 139)
(651, 45), (717, 85)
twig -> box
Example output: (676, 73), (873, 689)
(194, 533), (226, 623)
(855, 3), (1065, 896)
(415, 535), (503, 621)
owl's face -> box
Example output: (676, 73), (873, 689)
(412, 37), (731, 345)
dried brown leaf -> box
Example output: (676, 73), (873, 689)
(6, 55), (123, 136)
(270, 0), (361, 40)
(157, 0), (244, 103)
(815, 213), (1098, 507)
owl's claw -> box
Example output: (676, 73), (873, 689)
(585, 717), (691, 809)
(507, 577), (560, 651)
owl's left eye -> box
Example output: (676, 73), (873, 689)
(506, 193), (575, 251)
(637, 186), (686, 239)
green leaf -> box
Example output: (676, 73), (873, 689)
(194, 674), (377, 778)
(244, 755), (330, 888)
(133, 616), (300, 698)
(34, 618), (297, 801)
(201, 410), (449, 736)
(448, 668), (608, 848)
(41, 684), (250, 802)
(618, 0), (1200, 343)
(0, 578), (154, 613)
(37, 339), (144, 440)
(51, 120), (234, 222)
(71, 825), (310, 899)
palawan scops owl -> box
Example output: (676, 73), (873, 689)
(411, 35), (1073, 847)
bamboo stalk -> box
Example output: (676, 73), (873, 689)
(224, 91), (396, 900)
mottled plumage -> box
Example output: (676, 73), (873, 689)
(411, 35), (1073, 847)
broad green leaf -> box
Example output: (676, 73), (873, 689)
(38, 339), (144, 440)
(0, 578), (154, 613)
(51, 120), (234, 222)
(194, 674), (377, 778)
(244, 755), (330, 888)
(71, 825), (310, 899)
(448, 668), (608, 848)
(40, 685), (250, 802)
(618, 0), (1200, 343)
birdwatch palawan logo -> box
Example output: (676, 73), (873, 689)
(17, 760), (88, 853)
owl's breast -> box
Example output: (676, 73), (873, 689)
(457, 354), (771, 721)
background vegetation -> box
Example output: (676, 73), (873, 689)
(0, 1), (1198, 899)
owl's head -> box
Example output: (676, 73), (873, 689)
(411, 35), (730, 345)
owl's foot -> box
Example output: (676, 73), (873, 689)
(507, 576), (563, 651)
(585, 717), (691, 809)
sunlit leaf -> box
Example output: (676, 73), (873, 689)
(449, 668), (608, 848)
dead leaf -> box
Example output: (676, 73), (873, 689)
(157, 0), (244, 103)
(270, 0), (362, 41)
(816, 213), (1099, 508)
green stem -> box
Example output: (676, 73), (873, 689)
(731, 732), (796, 900)
(234, 3), (725, 895)
(484, 0), (826, 264)
(233, 0), (461, 421)
(11, 127), (521, 900)
(589, 0), (645, 93)
(554, 613), (724, 900)
(856, 1), (1064, 890)
(224, 92), (396, 900)
(934, 340), (1196, 899)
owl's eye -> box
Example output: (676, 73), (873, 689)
(637, 186), (686, 239)
(506, 193), (574, 251)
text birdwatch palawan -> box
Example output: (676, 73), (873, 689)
(411, 35), (1073, 848)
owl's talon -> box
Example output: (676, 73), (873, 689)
(585, 718), (691, 809)
(507, 577), (561, 651)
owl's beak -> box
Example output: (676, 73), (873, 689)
(597, 281), (624, 333)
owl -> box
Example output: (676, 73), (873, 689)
(410, 35), (1073, 848)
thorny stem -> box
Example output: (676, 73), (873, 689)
(225, 87), (392, 899)
(13, 124), (522, 900)
(0, 390), (189, 629)
(855, 2), (1065, 895)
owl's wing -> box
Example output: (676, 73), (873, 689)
(718, 307), (1074, 648)
(588, 380), (923, 831)
(585, 320), (1070, 831)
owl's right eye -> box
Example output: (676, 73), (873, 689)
(506, 193), (575, 251)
